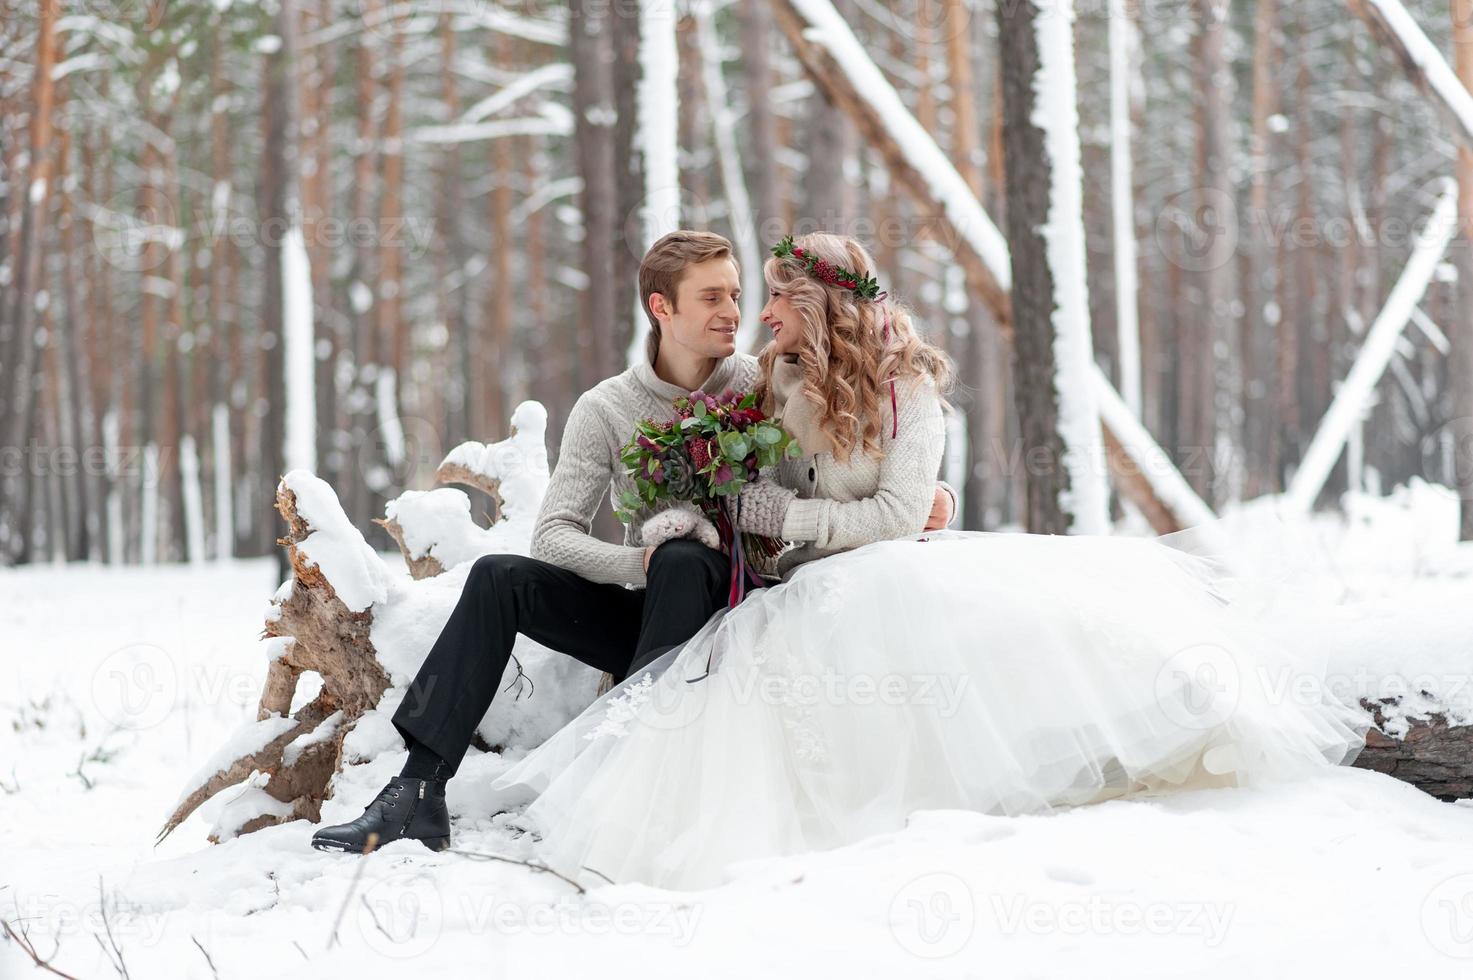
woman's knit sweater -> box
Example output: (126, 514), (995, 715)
(763, 355), (947, 579)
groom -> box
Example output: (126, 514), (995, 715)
(311, 230), (955, 854)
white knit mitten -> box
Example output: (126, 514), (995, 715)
(641, 501), (721, 551)
(736, 478), (797, 537)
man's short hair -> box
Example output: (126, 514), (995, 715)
(638, 230), (736, 362)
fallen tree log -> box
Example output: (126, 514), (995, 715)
(1354, 697), (1473, 800)
(158, 475), (392, 843)
(379, 401), (550, 577)
(160, 401), (597, 845)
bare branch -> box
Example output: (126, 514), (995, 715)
(1, 918), (80, 980)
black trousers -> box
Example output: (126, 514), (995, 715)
(391, 538), (730, 775)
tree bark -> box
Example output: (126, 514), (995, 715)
(571, 0), (618, 387)
(611, 1), (644, 372)
(0, 0), (59, 563)
(996, 0), (1109, 534)
(742, 0), (782, 247)
(1453, 0), (1473, 539)
(260, 0), (299, 578)
(1191, 0), (1236, 505)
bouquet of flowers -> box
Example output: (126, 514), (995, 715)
(615, 388), (801, 597)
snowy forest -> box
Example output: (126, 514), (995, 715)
(5, 0), (1473, 976)
(3, 0), (1472, 568)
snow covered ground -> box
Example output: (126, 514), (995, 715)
(4, 484), (1473, 977)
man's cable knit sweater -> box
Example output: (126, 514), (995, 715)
(529, 352), (760, 588)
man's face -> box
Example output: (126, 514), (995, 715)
(653, 258), (740, 360)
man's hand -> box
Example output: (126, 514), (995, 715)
(925, 483), (955, 531)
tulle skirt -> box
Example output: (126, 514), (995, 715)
(490, 529), (1370, 890)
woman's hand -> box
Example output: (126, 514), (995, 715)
(924, 482), (957, 531)
(736, 479), (798, 537)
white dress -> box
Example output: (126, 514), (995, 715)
(490, 529), (1370, 891)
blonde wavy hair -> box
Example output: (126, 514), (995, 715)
(756, 233), (953, 462)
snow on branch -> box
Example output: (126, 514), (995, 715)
(1092, 363), (1217, 530)
(303, 1), (567, 51)
(1348, 0), (1473, 148)
(379, 399), (550, 579)
(411, 109), (572, 145)
(1286, 179), (1459, 513)
(773, 0), (1011, 314)
(460, 63), (573, 125)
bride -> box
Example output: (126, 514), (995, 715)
(488, 232), (1370, 890)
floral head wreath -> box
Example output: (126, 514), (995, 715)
(769, 235), (883, 301)
(768, 235), (901, 439)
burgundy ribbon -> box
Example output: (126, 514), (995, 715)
(688, 497), (764, 683)
(877, 291), (898, 439)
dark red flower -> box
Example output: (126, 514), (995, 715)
(689, 437), (712, 470)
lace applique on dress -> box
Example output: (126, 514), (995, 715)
(752, 619), (832, 766)
(1075, 594), (1153, 669)
(583, 672), (655, 741)
(811, 568), (852, 618)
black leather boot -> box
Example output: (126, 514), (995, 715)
(311, 777), (450, 854)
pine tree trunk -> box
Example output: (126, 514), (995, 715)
(944, 0), (994, 530)
(486, 34), (515, 441)
(996, 0), (1108, 535)
(260, 0), (298, 578)
(1243, 0), (1278, 498)
(571, 0), (618, 387)
(0, 0), (59, 564)
(611, 3), (644, 372)
(741, 1), (781, 247)
(1454, 0), (1473, 539)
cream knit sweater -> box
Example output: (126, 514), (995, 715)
(529, 352), (760, 588)
(764, 355), (947, 579)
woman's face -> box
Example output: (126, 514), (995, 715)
(759, 285), (804, 356)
